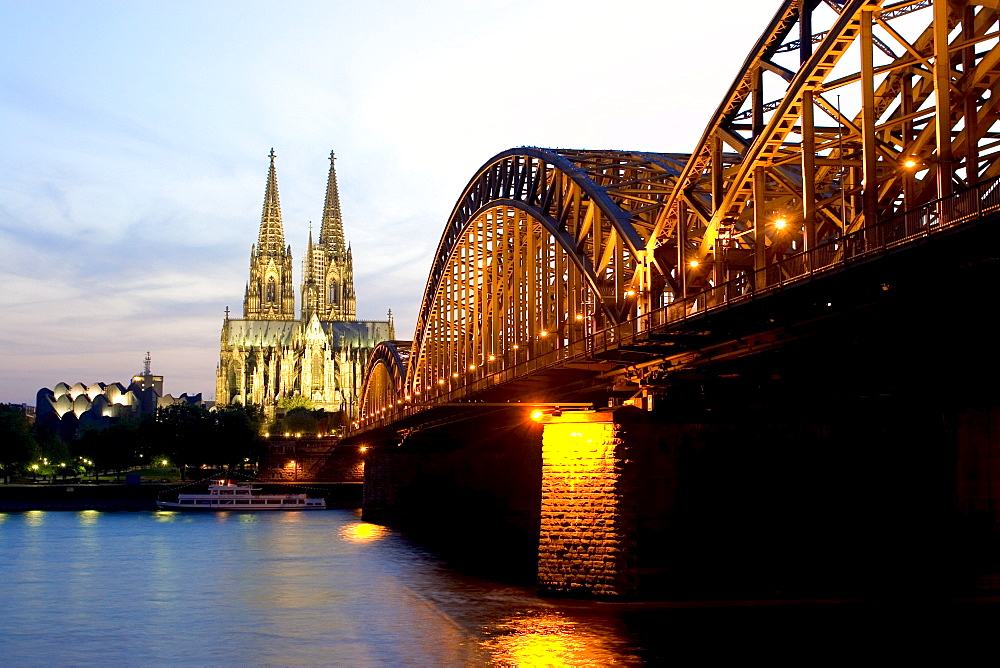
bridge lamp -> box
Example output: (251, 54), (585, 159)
(531, 410), (544, 421)
(405, 394), (412, 400)
(452, 372), (459, 378)
(624, 289), (636, 297)
(773, 217), (788, 230)
(688, 259), (700, 269)
(512, 344), (520, 350)
(438, 379), (446, 385)
(468, 364), (477, 371)
(488, 354), (496, 362)
(359, 446), (368, 453)
(539, 330), (549, 337)
(903, 156), (919, 169)
(575, 314), (584, 321)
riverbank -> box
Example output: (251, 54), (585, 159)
(0, 482), (363, 510)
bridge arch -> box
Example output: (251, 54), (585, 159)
(359, 340), (410, 420)
(404, 148), (687, 399)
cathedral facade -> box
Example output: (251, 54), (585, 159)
(216, 151), (393, 422)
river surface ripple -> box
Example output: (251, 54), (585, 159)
(5, 509), (1000, 665)
(1, 509), (648, 665)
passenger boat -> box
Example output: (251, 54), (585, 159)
(156, 480), (326, 510)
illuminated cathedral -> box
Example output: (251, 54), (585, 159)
(216, 150), (393, 422)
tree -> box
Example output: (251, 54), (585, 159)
(152, 403), (212, 479)
(212, 404), (267, 470)
(284, 407), (319, 436)
(278, 395), (312, 411)
(0, 404), (38, 482)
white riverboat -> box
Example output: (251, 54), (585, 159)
(156, 480), (326, 510)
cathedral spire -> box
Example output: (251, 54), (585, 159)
(319, 150), (347, 256)
(257, 148), (286, 255)
(245, 149), (295, 320)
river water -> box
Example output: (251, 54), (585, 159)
(4, 509), (1000, 665)
(3, 509), (651, 665)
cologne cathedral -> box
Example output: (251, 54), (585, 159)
(216, 150), (393, 422)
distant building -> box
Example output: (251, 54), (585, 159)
(35, 353), (201, 440)
(215, 151), (393, 422)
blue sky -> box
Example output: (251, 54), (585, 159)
(0, 1), (775, 404)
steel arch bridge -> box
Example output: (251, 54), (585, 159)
(357, 0), (1000, 432)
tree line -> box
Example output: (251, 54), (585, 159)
(0, 403), (267, 482)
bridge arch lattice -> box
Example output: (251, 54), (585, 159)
(648, 0), (1000, 305)
(356, 0), (1000, 430)
(359, 340), (411, 419)
(404, 148), (688, 401)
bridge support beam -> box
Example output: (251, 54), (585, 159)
(537, 409), (637, 598)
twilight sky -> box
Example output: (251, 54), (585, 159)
(0, 1), (776, 405)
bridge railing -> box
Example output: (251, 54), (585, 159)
(354, 177), (1000, 433)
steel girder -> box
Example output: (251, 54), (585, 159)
(357, 0), (1000, 427)
(359, 340), (410, 418)
(402, 148), (687, 402)
(650, 0), (1000, 305)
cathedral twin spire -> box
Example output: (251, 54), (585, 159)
(244, 149), (355, 322)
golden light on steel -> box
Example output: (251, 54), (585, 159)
(531, 410), (544, 421)
(354, 0), (992, 439)
(488, 354), (496, 361)
(438, 379), (445, 385)
(773, 217), (787, 229)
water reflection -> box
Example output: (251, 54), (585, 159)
(77, 509), (100, 526)
(2, 510), (644, 664)
(339, 521), (388, 543)
(482, 611), (639, 666)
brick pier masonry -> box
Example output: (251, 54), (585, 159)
(538, 410), (635, 597)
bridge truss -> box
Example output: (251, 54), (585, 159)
(358, 0), (1000, 429)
